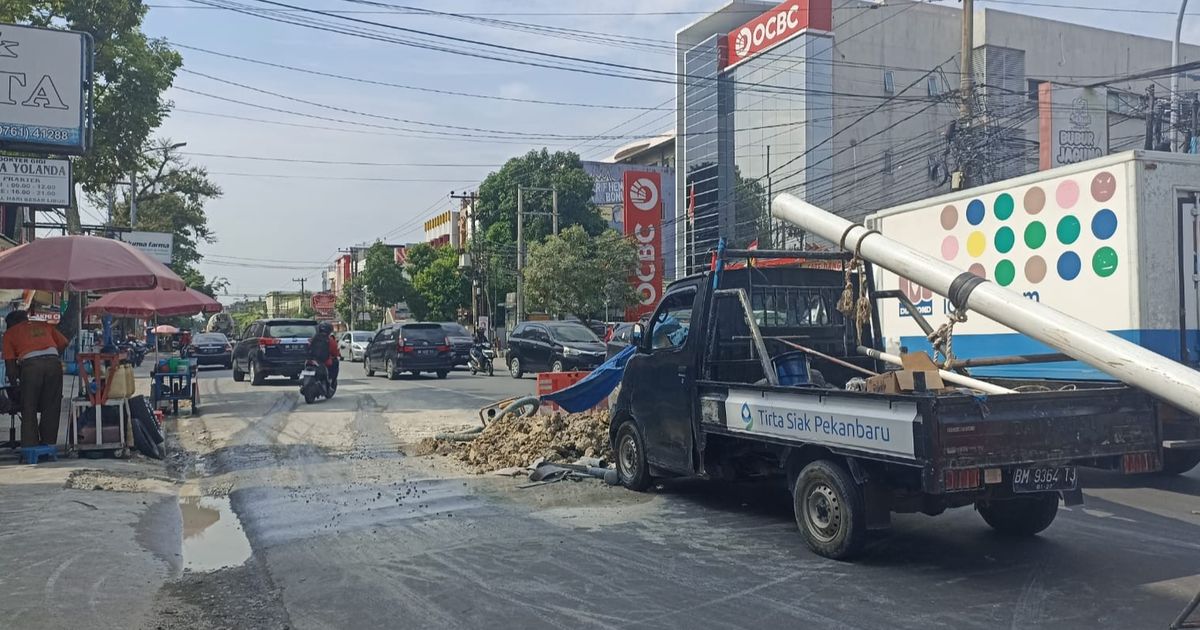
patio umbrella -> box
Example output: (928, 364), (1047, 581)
(0, 235), (185, 292)
(86, 288), (221, 318)
(153, 324), (180, 334)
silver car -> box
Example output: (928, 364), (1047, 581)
(338, 331), (373, 362)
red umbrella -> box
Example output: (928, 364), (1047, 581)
(0, 235), (186, 292)
(85, 288), (221, 318)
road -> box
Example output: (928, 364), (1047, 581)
(148, 362), (1200, 630)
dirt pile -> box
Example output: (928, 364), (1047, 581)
(417, 410), (612, 472)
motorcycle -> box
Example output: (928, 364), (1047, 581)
(300, 359), (336, 404)
(468, 342), (495, 377)
(120, 340), (146, 367)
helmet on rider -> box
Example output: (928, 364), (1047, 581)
(317, 322), (333, 335)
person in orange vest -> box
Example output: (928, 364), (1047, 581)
(2, 310), (69, 447)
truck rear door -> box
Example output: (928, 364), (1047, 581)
(1178, 190), (1200, 365)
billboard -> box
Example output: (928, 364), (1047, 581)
(724, 0), (832, 70)
(0, 156), (69, 206)
(0, 24), (92, 154)
(581, 160), (675, 281)
(119, 231), (173, 265)
(1039, 83), (1108, 171)
(311, 292), (336, 316)
(623, 171), (663, 321)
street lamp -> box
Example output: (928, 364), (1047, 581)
(130, 142), (187, 228)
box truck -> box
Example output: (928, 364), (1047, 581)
(867, 150), (1200, 473)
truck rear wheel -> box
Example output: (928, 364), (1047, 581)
(793, 460), (866, 560)
(977, 494), (1059, 536)
(615, 420), (651, 491)
(1161, 450), (1200, 476)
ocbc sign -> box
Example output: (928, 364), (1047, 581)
(623, 171), (663, 321)
(725, 0), (832, 69)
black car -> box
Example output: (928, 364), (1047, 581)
(507, 321), (605, 378)
(606, 323), (635, 359)
(438, 322), (473, 367)
(363, 322), (454, 380)
(232, 318), (318, 385)
(184, 332), (233, 368)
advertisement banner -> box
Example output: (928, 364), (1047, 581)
(724, 0), (832, 70)
(1038, 83), (1108, 171)
(311, 292), (336, 316)
(0, 24), (92, 154)
(623, 171), (663, 322)
(0, 156), (69, 206)
(119, 231), (173, 265)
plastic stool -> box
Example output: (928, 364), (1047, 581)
(21, 445), (58, 465)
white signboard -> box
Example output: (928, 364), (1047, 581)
(723, 389), (918, 459)
(0, 24), (91, 153)
(1039, 84), (1108, 171)
(0, 156), (69, 206)
(119, 231), (173, 265)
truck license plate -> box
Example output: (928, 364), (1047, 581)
(1012, 466), (1077, 493)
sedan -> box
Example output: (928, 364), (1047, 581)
(338, 330), (373, 362)
(184, 332), (233, 368)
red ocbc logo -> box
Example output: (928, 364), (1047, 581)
(735, 5), (800, 59)
(623, 171), (663, 321)
(725, 0), (832, 69)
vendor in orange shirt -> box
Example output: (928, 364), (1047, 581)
(3, 310), (69, 447)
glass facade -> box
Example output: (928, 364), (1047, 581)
(680, 31), (834, 273)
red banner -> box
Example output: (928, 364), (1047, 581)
(311, 292), (337, 316)
(623, 171), (663, 322)
(724, 0), (831, 69)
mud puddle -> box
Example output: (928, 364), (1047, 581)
(180, 485), (253, 573)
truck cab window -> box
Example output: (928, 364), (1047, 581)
(649, 291), (695, 350)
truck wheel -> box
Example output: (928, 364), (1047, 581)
(794, 460), (866, 560)
(615, 420), (651, 491)
(1161, 450), (1200, 475)
(977, 494), (1059, 536)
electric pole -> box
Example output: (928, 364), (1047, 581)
(451, 190), (482, 330)
(959, 0), (974, 120)
(514, 185), (559, 324)
(293, 277), (307, 317)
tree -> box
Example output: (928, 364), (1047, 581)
(523, 226), (638, 323)
(102, 139), (222, 293)
(476, 149), (605, 243)
(402, 242), (438, 277)
(410, 246), (468, 322)
(358, 241), (411, 311)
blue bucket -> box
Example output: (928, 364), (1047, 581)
(773, 351), (811, 386)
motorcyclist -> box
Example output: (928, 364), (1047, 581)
(308, 322), (341, 389)
(470, 327), (489, 368)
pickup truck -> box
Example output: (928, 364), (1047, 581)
(609, 249), (1162, 559)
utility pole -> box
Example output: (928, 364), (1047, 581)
(1171, 0), (1191, 152)
(293, 277), (307, 317)
(959, 0), (974, 119)
(451, 190), (482, 329)
(514, 185), (560, 324)
(129, 170), (137, 228)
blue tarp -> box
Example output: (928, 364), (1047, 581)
(540, 344), (636, 413)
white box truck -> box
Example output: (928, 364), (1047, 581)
(866, 150), (1200, 473)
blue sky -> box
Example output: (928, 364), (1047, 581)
(124, 0), (1198, 299)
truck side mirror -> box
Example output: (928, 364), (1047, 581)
(631, 323), (645, 346)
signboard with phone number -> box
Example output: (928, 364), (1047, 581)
(0, 156), (70, 206)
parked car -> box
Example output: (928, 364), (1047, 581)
(338, 330), (373, 362)
(507, 321), (605, 378)
(606, 323), (635, 359)
(232, 318), (318, 385)
(184, 332), (233, 368)
(438, 322), (473, 367)
(363, 322), (454, 380)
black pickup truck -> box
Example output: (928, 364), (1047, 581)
(609, 250), (1161, 560)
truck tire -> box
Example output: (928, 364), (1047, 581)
(615, 420), (651, 491)
(1161, 450), (1200, 476)
(793, 460), (867, 560)
(976, 494), (1059, 536)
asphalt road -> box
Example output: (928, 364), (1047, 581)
(155, 363), (1200, 630)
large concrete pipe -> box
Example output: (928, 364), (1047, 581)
(772, 193), (1200, 415)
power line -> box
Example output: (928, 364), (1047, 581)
(182, 152), (501, 167)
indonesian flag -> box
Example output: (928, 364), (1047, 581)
(748, 239), (759, 267)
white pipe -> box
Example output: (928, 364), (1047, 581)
(858, 346), (1014, 395)
(772, 193), (1200, 415)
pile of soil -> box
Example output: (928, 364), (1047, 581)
(416, 410), (612, 472)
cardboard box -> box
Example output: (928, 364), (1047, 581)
(864, 352), (946, 394)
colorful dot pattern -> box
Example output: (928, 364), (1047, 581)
(938, 169), (1121, 284)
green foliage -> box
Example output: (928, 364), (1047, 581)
(335, 279), (358, 326)
(402, 242), (438, 276)
(2, 0), (182, 192)
(230, 304), (265, 333)
(476, 149), (605, 243)
(359, 241), (411, 310)
(523, 226), (638, 323)
(409, 246), (468, 322)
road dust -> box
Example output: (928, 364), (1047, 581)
(65, 467), (179, 494)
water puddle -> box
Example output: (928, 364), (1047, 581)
(179, 488), (253, 573)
